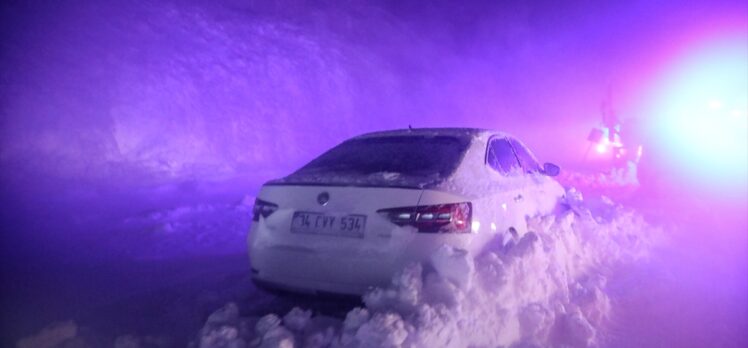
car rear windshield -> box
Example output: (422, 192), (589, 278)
(294, 135), (471, 179)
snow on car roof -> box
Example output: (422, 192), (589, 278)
(352, 127), (506, 140)
(268, 127), (524, 191)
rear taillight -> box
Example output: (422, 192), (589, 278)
(377, 202), (472, 233)
(252, 198), (278, 222)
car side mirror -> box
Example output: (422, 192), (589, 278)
(542, 162), (560, 177)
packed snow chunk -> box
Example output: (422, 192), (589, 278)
(408, 303), (462, 347)
(475, 251), (510, 289)
(429, 244), (475, 290)
(198, 302), (250, 348)
(251, 314), (295, 348)
(343, 308), (371, 332)
(364, 263), (423, 315)
(559, 307), (597, 347)
(570, 275), (611, 326)
(585, 195), (621, 223)
(255, 314), (283, 336)
(518, 303), (556, 344)
(352, 312), (411, 348)
(506, 231), (540, 259)
(205, 302), (242, 326)
(283, 307), (312, 332)
(338, 307), (371, 346)
(302, 326), (336, 348)
(200, 327), (244, 348)
(421, 269), (465, 308)
(255, 328), (294, 348)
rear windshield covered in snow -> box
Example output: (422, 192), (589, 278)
(300, 135), (470, 177)
(278, 135), (471, 187)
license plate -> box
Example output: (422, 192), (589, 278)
(291, 212), (366, 238)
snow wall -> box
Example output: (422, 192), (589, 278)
(3, 0), (741, 185)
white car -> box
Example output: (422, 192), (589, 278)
(248, 128), (564, 295)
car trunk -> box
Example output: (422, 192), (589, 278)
(249, 183), (424, 293)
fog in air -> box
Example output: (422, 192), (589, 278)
(0, 0), (746, 347)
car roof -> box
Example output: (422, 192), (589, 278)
(352, 127), (507, 140)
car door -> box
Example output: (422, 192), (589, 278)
(508, 137), (563, 215)
(484, 136), (532, 236)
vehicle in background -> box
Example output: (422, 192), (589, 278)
(578, 90), (644, 193)
(248, 128), (564, 295)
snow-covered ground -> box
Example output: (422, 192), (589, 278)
(193, 188), (661, 348)
(1, 0), (745, 347)
(6, 169), (746, 348)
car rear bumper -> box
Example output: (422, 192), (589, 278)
(249, 243), (395, 296)
(251, 271), (372, 296)
(248, 230), (482, 296)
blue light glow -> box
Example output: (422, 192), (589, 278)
(649, 37), (748, 192)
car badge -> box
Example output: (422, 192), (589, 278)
(317, 192), (330, 206)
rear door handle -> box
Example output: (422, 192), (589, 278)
(514, 194), (523, 202)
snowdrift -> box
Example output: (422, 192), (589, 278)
(116, 195), (256, 259)
(196, 189), (660, 347)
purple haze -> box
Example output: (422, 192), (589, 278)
(1, 0), (743, 181)
(0, 0), (746, 346)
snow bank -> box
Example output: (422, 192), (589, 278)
(114, 195), (255, 259)
(0, 0), (451, 183)
(196, 189), (660, 347)
(558, 162), (640, 195)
